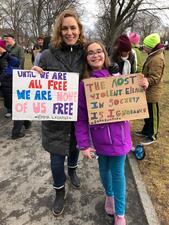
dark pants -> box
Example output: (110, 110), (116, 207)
(12, 120), (31, 136)
(50, 123), (79, 189)
(142, 102), (159, 140)
(50, 149), (79, 189)
(1, 77), (12, 112)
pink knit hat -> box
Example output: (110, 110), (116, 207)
(0, 39), (6, 49)
(129, 32), (140, 45)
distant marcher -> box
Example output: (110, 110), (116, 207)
(135, 33), (165, 145)
(0, 39), (20, 118)
(34, 36), (51, 66)
(110, 34), (135, 75)
(75, 40), (149, 225)
(129, 32), (142, 73)
(31, 35), (44, 64)
(3, 33), (25, 69)
(3, 33), (31, 139)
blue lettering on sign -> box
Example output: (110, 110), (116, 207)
(17, 90), (30, 99)
(34, 90), (52, 100)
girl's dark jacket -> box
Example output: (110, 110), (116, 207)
(39, 43), (85, 155)
(110, 50), (135, 74)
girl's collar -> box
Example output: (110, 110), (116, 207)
(91, 69), (109, 77)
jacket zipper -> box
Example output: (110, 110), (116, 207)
(121, 123), (125, 144)
(107, 125), (113, 144)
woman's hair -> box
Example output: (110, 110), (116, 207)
(83, 40), (111, 79)
(51, 9), (85, 48)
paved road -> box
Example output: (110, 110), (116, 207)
(0, 100), (148, 225)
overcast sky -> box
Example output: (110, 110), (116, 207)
(79, 0), (98, 31)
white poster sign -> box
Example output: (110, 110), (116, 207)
(12, 70), (79, 121)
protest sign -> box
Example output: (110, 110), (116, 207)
(12, 70), (79, 121)
(84, 74), (149, 125)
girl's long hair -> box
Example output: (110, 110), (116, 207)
(83, 40), (111, 79)
(51, 9), (86, 48)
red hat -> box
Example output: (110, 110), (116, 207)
(117, 34), (132, 52)
(0, 39), (6, 49)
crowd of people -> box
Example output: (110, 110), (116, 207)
(0, 8), (165, 225)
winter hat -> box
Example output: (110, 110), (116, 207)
(3, 33), (15, 39)
(0, 39), (6, 49)
(117, 34), (132, 52)
(143, 33), (160, 49)
(128, 32), (140, 45)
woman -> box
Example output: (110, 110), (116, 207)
(32, 10), (86, 216)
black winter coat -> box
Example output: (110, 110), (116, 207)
(110, 51), (135, 74)
(39, 43), (85, 155)
(0, 52), (20, 109)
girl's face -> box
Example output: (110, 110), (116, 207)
(61, 17), (80, 46)
(121, 51), (129, 57)
(87, 43), (105, 70)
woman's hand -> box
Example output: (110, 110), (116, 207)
(81, 147), (96, 160)
(31, 66), (44, 74)
(139, 75), (149, 90)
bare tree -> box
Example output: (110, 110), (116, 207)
(131, 12), (162, 39)
(28, 0), (80, 39)
(95, 0), (169, 47)
(0, 0), (80, 45)
(0, 0), (29, 42)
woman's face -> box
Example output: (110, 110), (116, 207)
(87, 43), (105, 70)
(61, 16), (80, 46)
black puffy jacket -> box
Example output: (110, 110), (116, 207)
(39, 43), (85, 155)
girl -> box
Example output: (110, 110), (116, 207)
(75, 40), (148, 225)
(110, 34), (135, 75)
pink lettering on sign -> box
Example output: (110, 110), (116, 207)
(15, 103), (28, 112)
(33, 103), (46, 113)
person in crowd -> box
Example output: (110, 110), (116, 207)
(32, 10), (86, 216)
(31, 35), (44, 64)
(3, 33), (31, 139)
(128, 32), (142, 73)
(0, 39), (20, 118)
(34, 36), (51, 66)
(110, 34), (135, 75)
(3, 33), (25, 70)
(75, 40), (148, 225)
(2, 33), (25, 118)
(135, 33), (165, 145)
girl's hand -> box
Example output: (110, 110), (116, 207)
(81, 147), (96, 160)
(138, 76), (149, 90)
(31, 66), (44, 74)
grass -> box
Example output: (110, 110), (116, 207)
(132, 50), (169, 225)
